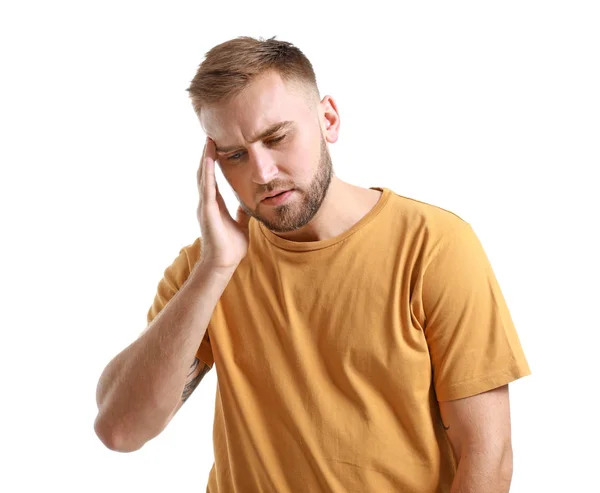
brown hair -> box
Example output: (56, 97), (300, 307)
(186, 36), (320, 116)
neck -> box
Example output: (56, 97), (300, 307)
(271, 177), (381, 242)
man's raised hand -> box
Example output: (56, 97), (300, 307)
(196, 138), (250, 271)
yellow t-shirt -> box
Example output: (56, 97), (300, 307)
(146, 187), (531, 493)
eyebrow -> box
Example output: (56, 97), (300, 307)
(214, 121), (294, 154)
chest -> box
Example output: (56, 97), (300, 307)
(208, 259), (430, 396)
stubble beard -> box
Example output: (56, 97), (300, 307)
(238, 135), (333, 233)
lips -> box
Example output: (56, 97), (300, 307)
(261, 189), (292, 201)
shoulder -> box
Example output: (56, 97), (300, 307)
(178, 236), (203, 269)
(157, 236), (203, 287)
(383, 188), (473, 256)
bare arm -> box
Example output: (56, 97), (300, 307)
(166, 356), (211, 419)
(94, 261), (234, 453)
(439, 385), (513, 493)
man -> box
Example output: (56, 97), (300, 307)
(94, 36), (531, 493)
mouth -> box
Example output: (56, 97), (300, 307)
(261, 189), (295, 205)
(262, 189), (292, 200)
(269, 191), (287, 198)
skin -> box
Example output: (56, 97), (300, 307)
(440, 385), (514, 491)
(199, 69), (382, 242)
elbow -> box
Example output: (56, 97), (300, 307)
(457, 440), (514, 487)
(94, 413), (144, 453)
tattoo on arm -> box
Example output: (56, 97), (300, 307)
(182, 357), (210, 403)
(187, 357), (200, 376)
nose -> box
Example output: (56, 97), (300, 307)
(249, 146), (278, 185)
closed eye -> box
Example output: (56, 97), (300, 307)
(266, 134), (286, 145)
(227, 152), (244, 161)
(226, 134), (287, 161)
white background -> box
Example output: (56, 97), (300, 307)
(1, 1), (598, 491)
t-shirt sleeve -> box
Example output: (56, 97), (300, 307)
(144, 241), (214, 369)
(421, 221), (530, 401)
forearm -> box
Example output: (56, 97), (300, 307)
(450, 447), (513, 493)
(94, 261), (234, 451)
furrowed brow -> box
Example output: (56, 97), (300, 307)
(215, 121), (294, 154)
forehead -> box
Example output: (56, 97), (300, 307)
(200, 71), (312, 142)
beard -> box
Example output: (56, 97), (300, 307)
(236, 133), (333, 233)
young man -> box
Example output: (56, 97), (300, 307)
(94, 36), (531, 493)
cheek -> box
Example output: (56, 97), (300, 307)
(291, 143), (320, 175)
(221, 169), (255, 201)
(288, 138), (315, 165)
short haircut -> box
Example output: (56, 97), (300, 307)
(186, 36), (320, 116)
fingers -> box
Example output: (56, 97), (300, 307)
(205, 137), (217, 162)
(203, 139), (217, 205)
(198, 137), (217, 207)
(197, 139), (208, 197)
(215, 179), (227, 212)
(214, 170), (240, 226)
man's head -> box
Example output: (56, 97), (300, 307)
(186, 36), (340, 233)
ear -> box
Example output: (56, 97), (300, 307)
(319, 95), (340, 144)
